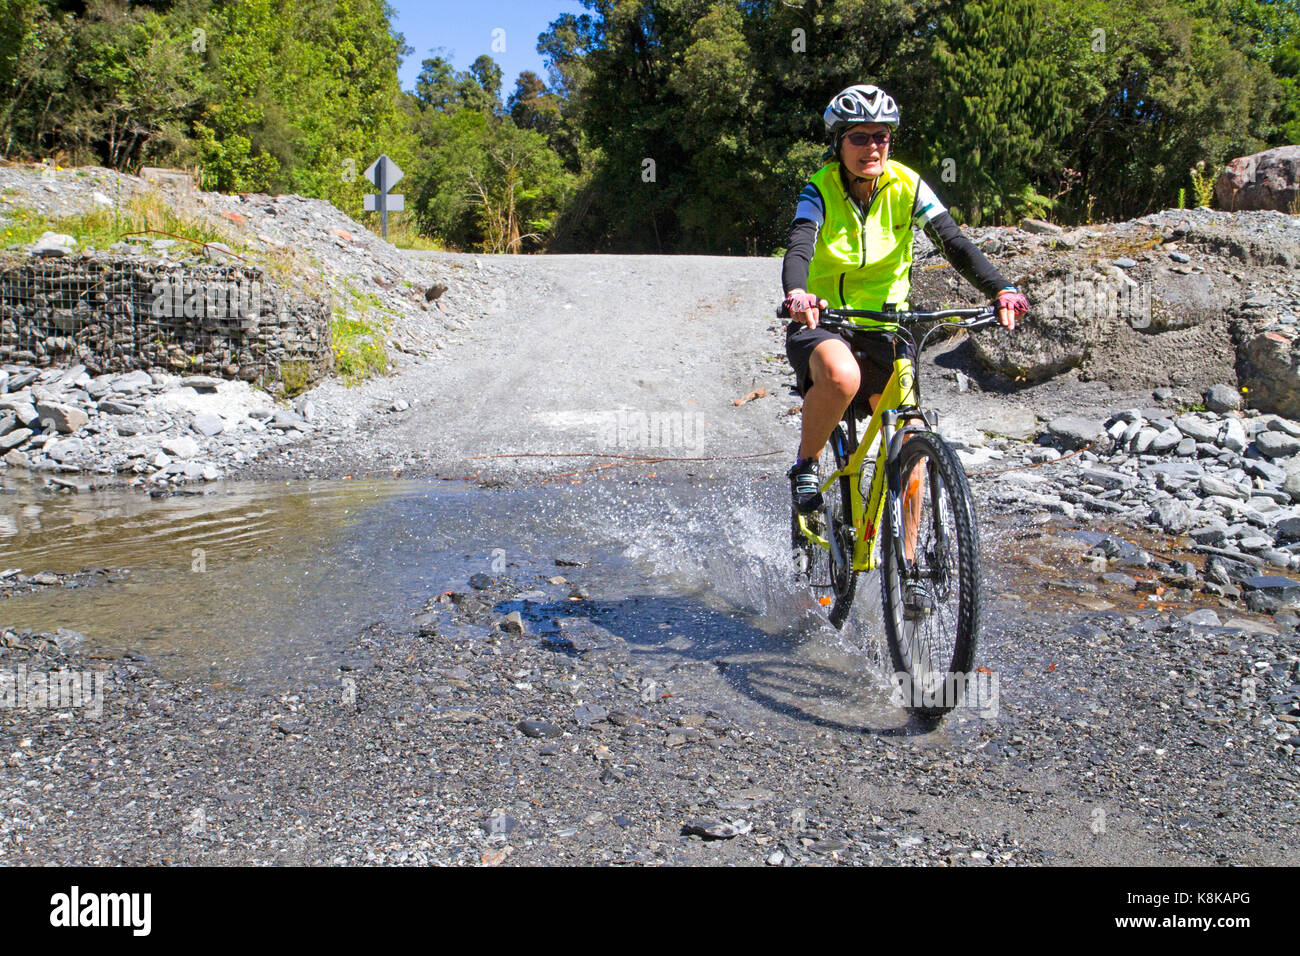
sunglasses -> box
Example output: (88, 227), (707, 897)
(844, 131), (891, 147)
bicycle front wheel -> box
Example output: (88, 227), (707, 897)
(823, 424), (857, 629)
(880, 430), (981, 716)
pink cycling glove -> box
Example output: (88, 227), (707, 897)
(994, 289), (1030, 315)
(784, 291), (821, 316)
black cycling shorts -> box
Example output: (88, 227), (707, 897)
(785, 322), (916, 414)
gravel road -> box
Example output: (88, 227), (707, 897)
(3, 249), (1297, 866)
(232, 249), (1150, 485)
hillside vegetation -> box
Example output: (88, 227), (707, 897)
(1, 0), (1297, 253)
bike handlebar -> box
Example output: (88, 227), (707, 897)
(816, 306), (998, 331)
(775, 303), (998, 326)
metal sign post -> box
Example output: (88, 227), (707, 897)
(363, 154), (405, 239)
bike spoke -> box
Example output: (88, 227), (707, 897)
(881, 431), (980, 714)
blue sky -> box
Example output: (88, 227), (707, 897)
(389, 0), (589, 101)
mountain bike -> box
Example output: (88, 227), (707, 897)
(786, 305), (998, 716)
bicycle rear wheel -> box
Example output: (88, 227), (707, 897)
(823, 424), (858, 629)
(880, 430), (981, 716)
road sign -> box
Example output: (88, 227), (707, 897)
(364, 155), (403, 190)
(363, 153), (404, 239)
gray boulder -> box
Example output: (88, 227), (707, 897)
(0, 428), (33, 452)
(28, 231), (76, 257)
(1266, 416), (1300, 439)
(1286, 470), (1300, 503)
(160, 436), (200, 459)
(1219, 417), (1247, 453)
(1204, 384), (1240, 413)
(1255, 430), (1300, 459)
(1200, 474), (1250, 500)
(1174, 414), (1220, 443)
(1150, 426), (1183, 453)
(1047, 415), (1107, 451)
(44, 437), (85, 462)
(1241, 332), (1300, 419)
(1151, 499), (1195, 534)
(1081, 467), (1136, 490)
(1215, 145), (1300, 213)
(1245, 457), (1287, 483)
(192, 413), (225, 437)
(34, 401), (88, 434)
(114, 370), (155, 392)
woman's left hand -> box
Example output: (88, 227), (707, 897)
(994, 289), (1030, 331)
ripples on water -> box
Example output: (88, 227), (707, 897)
(0, 474), (904, 720)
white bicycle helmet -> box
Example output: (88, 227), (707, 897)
(823, 84), (900, 136)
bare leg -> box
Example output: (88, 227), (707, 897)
(798, 339), (860, 461)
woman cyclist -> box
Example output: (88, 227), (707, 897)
(783, 83), (1029, 518)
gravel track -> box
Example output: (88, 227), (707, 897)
(3, 248), (1297, 866)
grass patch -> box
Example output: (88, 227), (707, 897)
(331, 310), (389, 385)
(0, 205), (53, 247)
(0, 191), (238, 254)
(279, 359), (312, 397)
(329, 278), (393, 385)
(371, 214), (442, 251)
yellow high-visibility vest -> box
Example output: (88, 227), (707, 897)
(805, 158), (925, 330)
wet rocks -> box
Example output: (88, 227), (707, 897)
(993, 387), (1300, 608)
(518, 719), (563, 739)
(0, 361), (328, 487)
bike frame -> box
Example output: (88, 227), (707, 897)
(791, 306), (994, 580)
(796, 355), (933, 574)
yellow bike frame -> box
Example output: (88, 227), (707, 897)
(796, 353), (919, 572)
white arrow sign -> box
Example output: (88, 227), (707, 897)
(364, 155), (403, 191)
(362, 153), (406, 239)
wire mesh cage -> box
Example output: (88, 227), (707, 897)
(0, 252), (332, 390)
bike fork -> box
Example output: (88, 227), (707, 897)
(880, 410), (912, 579)
(826, 427), (849, 572)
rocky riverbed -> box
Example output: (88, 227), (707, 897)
(2, 164), (1298, 866)
(2, 511), (1295, 865)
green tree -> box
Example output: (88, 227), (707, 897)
(407, 91), (575, 252)
(194, 0), (413, 208)
(1226, 0), (1300, 144)
(926, 0), (1069, 225)
(507, 70), (561, 135)
(1040, 0), (1266, 218)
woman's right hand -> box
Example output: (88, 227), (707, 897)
(784, 290), (828, 329)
